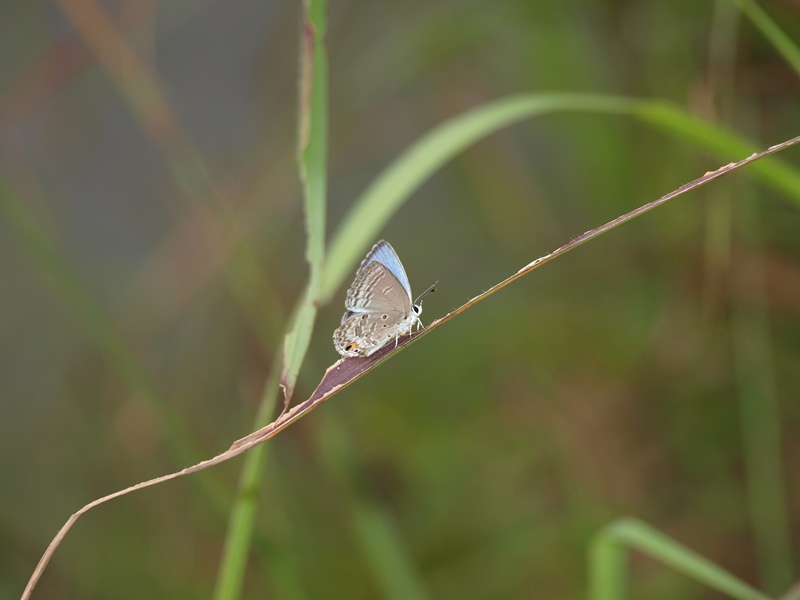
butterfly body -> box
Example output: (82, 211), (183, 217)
(334, 241), (423, 357)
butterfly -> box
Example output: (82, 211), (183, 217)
(333, 240), (434, 357)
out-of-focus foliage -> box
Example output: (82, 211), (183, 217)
(2, 0), (799, 599)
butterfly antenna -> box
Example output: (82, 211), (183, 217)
(414, 281), (437, 306)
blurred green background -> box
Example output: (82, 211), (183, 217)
(2, 0), (800, 599)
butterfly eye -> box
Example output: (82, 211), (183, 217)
(412, 305), (421, 315)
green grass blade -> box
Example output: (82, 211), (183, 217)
(281, 0), (328, 400)
(321, 94), (632, 302)
(589, 518), (774, 600)
(298, 0), (328, 271)
(731, 0), (800, 75)
(281, 287), (319, 399)
(215, 1), (329, 597)
(213, 360), (282, 600)
(322, 93), (800, 303)
(633, 101), (800, 199)
(589, 524), (628, 600)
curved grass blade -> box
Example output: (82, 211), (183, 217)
(632, 102), (800, 199)
(589, 518), (773, 600)
(321, 94), (630, 302)
(321, 93), (800, 303)
(731, 0), (800, 75)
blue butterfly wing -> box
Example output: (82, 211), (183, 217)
(363, 240), (412, 300)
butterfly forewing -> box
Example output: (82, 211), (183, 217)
(345, 261), (412, 314)
(363, 240), (412, 297)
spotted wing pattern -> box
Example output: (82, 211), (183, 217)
(333, 309), (410, 357)
(334, 261), (416, 357)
